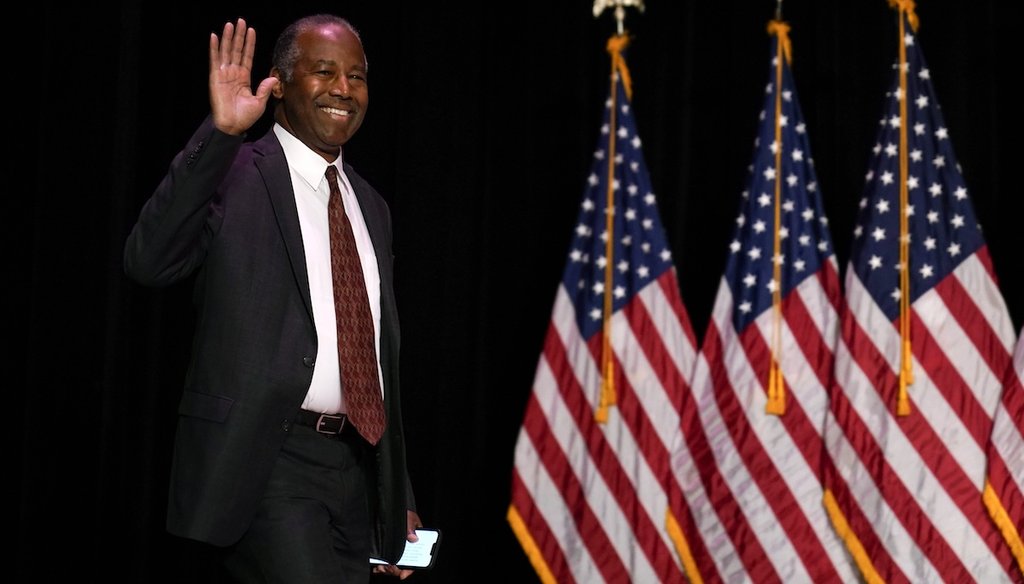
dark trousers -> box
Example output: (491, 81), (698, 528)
(222, 422), (373, 584)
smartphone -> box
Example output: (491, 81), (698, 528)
(369, 528), (442, 570)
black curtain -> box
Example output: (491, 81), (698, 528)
(17, 1), (1020, 582)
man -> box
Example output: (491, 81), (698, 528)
(124, 14), (420, 582)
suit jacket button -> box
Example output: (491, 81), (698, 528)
(302, 356), (315, 368)
(282, 419), (291, 432)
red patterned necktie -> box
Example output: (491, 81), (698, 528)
(326, 165), (386, 445)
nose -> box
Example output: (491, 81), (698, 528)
(330, 75), (350, 98)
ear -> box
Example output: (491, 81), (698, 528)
(269, 68), (284, 99)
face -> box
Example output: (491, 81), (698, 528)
(272, 24), (368, 161)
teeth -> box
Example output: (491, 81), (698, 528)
(322, 106), (351, 116)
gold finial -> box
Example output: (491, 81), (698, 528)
(593, 0), (645, 35)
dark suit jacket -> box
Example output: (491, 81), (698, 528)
(124, 117), (413, 563)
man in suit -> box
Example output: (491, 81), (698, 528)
(124, 14), (420, 582)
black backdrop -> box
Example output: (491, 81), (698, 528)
(16, 1), (1021, 582)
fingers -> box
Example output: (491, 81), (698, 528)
(212, 18), (254, 70)
(217, 20), (234, 67)
(241, 26), (256, 73)
(230, 18), (247, 68)
(373, 564), (404, 577)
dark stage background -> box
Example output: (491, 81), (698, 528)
(16, 1), (1021, 582)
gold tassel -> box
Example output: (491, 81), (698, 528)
(765, 362), (786, 415)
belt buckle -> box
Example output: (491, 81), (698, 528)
(316, 413), (345, 434)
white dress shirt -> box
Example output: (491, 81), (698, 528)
(274, 124), (384, 414)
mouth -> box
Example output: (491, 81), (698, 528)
(319, 105), (356, 118)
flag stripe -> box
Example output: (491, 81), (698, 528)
(710, 277), (853, 581)
(704, 326), (834, 581)
(509, 464), (578, 583)
(827, 313), (954, 581)
(838, 271), (986, 579)
(668, 358), (750, 582)
(523, 354), (634, 582)
(986, 328), (1024, 576)
(821, 405), (918, 583)
(606, 295), (696, 580)
(549, 294), (670, 581)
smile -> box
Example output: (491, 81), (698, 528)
(320, 106), (354, 117)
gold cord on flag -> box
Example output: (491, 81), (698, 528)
(983, 480), (1024, 575)
(822, 490), (885, 584)
(506, 506), (558, 584)
(765, 19), (791, 416)
(890, 0), (919, 416)
(596, 34), (633, 424)
(665, 510), (704, 584)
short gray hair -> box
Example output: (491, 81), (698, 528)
(271, 14), (363, 82)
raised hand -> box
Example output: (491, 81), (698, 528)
(208, 18), (278, 135)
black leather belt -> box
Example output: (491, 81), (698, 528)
(295, 409), (348, 434)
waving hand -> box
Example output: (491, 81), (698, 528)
(209, 18), (277, 135)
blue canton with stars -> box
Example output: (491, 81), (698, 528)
(724, 40), (835, 333)
(563, 67), (676, 340)
(849, 16), (985, 321)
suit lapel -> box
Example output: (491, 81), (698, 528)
(252, 131), (315, 323)
(344, 163), (399, 396)
(345, 166), (391, 279)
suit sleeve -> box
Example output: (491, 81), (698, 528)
(124, 116), (245, 287)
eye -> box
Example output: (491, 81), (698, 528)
(348, 73), (366, 82)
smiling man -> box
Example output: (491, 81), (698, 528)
(124, 15), (420, 583)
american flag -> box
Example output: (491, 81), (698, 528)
(984, 327), (1024, 576)
(665, 22), (856, 582)
(821, 8), (1021, 582)
(507, 36), (697, 583)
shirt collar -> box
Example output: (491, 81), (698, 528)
(273, 123), (344, 190)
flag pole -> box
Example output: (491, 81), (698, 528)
(593, 0), (644, 423)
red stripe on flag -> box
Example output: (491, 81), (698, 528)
(653, 270), (698, 406)
(905, 308), (1019, 568)
(987, 452), (1024, 546)
(673, 347), (772, 579)
(933, 267), (1012, 419)
(509, 469), (577, 584)
(974, 245), (1001, 285)
(686, 327), (782, 583)
(835, 310), (974, 581)
(520, 385), (628, 582)
(621, 287), (690, 472)
(547, 320), (684, 581)
(822, 389), (912, 584)
(705, 320), (844, 582)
